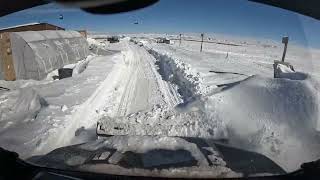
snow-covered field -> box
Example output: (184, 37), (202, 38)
(1, 34), (320, 173)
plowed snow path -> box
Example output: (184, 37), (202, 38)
(36, 43), (182, 155)
(112, 43), (181, 117)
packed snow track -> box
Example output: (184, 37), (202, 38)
(114, 44), (181, 117)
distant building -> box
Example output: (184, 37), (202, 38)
(107, 36), (120, 43)
(156, 37), (170, 44)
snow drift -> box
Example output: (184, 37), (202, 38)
(147, 48), (213, 102)
(274, 63), (308, 80)
(205, 73), (320, 171)
(0, 88), (49, 157)
(0, 88), (47, 126)
(143, 43), (320, 171)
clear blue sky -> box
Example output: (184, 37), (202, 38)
(1, 0), (320, 47)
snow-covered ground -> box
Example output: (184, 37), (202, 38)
(139, 35), (320, 172)
(1, 34), (320, 174)
(0, 43), (118, 158)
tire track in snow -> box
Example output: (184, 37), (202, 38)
(23, 41), (270, 160)
(116, 55), (137, 116)
(114, 43), (182, 117)
(97, 42), (224, 138)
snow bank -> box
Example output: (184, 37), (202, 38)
(98, 103), (217, 137)
(0, 88), (47, 128)
(147, 48), (214, 102)
(275, 63), (294, 74)
(87, 37), (99, 46)
(46, 55), (95, 80)
(0, 54), (116, 158)
(143, 41), (320, 171)
(129, 41), (320, 171)
(37, 54), (121, 154)
(72, 56), (92, 75)
(204, 74), (320, 171)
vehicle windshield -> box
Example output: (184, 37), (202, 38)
(1, 0), (320, 178)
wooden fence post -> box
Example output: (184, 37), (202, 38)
(200, 33), (204, 52)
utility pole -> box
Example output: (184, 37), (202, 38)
(179, 33), (182, 46)
(200, 33), (204, 52)
(281, 36), (289, 62)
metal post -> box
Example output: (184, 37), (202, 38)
(281, 36), (289, 62)
(200, 33), (204, 52)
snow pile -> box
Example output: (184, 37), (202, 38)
(88, 37), (102, 53)
(122, 37), (131, 41)
(72, 56), (91, 75)
(98, 103), (219, 137)
(147, 48), (214, 102)
(203, 75), (320, 171)
(87, 37), (100, 46)
(37, 53), (122, 154)
(274, 63), (308, 81)
(139, 40), (148, 45)
(0, 52), (117, 158)
(46, 55), (95, 80)
(275, 63), (294, 74)
(0, 88), (47, 131)
(140, 39), (320, 171)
